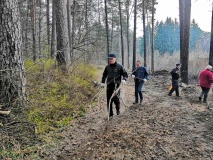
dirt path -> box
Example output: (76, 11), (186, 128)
(42, 71), (213, 160)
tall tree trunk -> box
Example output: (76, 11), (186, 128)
(179, 0), (184, 66)
(151, 0), (155, 72)
(53, 0), (70, 65)
(24, 0), (29, 55)
(67, 0), (72, 59)
(180, 0), (191, 84)
(118, 0), (124, 66)
(32, 0), (37, 62)
(142, 0), (147, 67)
(125, 0), (130, 69)
(46, 0), (50, 56)
(104, 0), (110, 61)
(209, 3), (213, 65)
(51, 0), (56, 57)
(132, 0), (137, 70)
(110, 8), (114, 54)
(71, 0), (75, 60)
(39, 0), (42, 58)
(0, 0), (26, 104)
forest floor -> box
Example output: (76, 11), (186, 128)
(40, 70), (213, 160)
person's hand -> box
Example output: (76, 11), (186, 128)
(100, 83), (105, 88)
(121, 80), (126, 84)
(143, 79), (147, 83)
(131, 74), (135, 78)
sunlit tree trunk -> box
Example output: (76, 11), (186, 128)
(0, 0), (26, 104)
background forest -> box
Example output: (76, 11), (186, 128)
(0, 0), (212, 159)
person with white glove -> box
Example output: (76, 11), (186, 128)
(132, 60), (149, 104)
(101, 53), (128, 118)
(143, 79), (147, 83)
(121, 79), (126, 84)
(100, 83), (105, 88)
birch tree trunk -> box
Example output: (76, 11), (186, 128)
(0, 0), (26, 105)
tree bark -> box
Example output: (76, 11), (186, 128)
(53, 0), (70, 65)
(151, 0), (155, 73)
(32, 0), (37, 62)
(132, 0), (137, 70)
(46, 0), (50, 56)
(209, 3), (213, 65)
(180, 0), (191, 84)
(0, 0), (26, 104)
(125, 0), (130, 69)
(104, 0), (110, 61)
(51, 0), (56, 57)
(142, 0), (147, 67)
(118, 0), (124, 66)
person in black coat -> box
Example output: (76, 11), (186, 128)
(101, 54), (128, 118)
(168, 63), (181, 97)
(132, 60), (149, 104)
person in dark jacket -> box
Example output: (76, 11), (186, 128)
(168, 63), (181, 97)
(132, 60), (149, 104)
(199, 65), (213, 103)
(101, 53), (128, 118)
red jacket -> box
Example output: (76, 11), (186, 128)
(199, 69), (213, 88)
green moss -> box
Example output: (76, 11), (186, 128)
(26, 60), (99, 133)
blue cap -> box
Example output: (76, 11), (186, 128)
(108, 53), (116, 58)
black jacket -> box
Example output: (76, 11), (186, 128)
(170, 67), (180, 80)
(101, 62), (128, 85)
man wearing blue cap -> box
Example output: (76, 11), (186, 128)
(168, 63), (181, 97)
(101, 53), (128, 118)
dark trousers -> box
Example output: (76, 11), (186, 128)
(135, 82), (143, 103)
(200, 87), (210, 101)
(107, 84), (120, 116)
(169, 80), (179, 96)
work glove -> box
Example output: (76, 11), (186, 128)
(121, 80), (126, 84)
(143, 79), (147, 83)
(100, 83), (105, 88)
(131, 74), (135, 78)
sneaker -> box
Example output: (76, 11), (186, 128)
(116, 110), (120, 115)
(168, 94), (172, 96)
(140, 99), (143, 104)
(176, 95), (181, 97)
(133, 102), (138, 104)
(203, 101), (207, 103)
